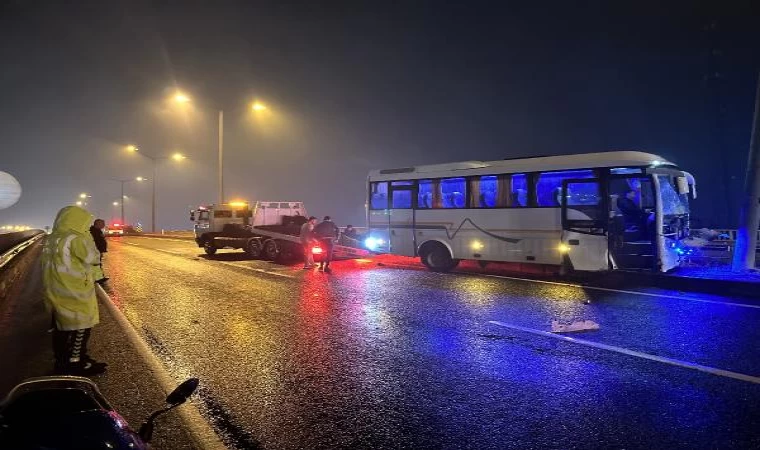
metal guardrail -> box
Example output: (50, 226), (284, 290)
(0, 230), (44, 255)
(0, 230), (45, 271)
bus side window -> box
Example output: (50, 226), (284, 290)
(471, 176), (497, 208)
(440, 177), (466, 208)
(418, 180), (433, 209)
(392, 190), (412, 209)
(370, 182), (388, 209)
(535, 170), (594, 206)
(510, 174), (527, 207)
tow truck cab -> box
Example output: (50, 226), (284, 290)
(190, 201), (310, 260)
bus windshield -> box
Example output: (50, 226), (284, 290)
(657, 175), (689, 216)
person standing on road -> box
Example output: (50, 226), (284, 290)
(300, 216), (318, 269)
(89, 219), (108, 284)
(313, 216), (339, 273)
(344, 225), (357, 240)
(42, 205), (107, 376)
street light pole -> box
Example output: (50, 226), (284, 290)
(120, 182), (125, 225)
(732, 71), (760, 271)
(219, 109), (224, 205)
(152, 159), (157, 233)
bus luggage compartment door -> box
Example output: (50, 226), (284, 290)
(561, 179), (609, 271)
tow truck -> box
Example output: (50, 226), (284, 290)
(190, 201), (369, 262)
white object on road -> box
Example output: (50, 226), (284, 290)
(0, 171), (22, 209)
(551, 319), (600, 333)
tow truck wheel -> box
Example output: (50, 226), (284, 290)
(263, 239), (280, 261)
(203, 241), (217, 255)
(245, 239), (261, 259)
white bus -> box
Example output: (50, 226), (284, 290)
(365, 151), (695, 273)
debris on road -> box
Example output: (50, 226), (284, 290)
(551, 319), (600, 333)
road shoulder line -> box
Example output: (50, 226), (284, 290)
(96, 285), (226, 449)
(479, 274), (760, 309)
(215, 261), (294, 278)
(488, 320), (760, 385)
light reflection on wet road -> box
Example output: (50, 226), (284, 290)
(106, 237), (760, 449)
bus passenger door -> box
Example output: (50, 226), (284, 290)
(608, 175), (656, 270)
(388, 184), (416, 256)
(561, 179), (609, 271)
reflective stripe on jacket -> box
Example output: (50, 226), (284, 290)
(42, 206), (100, 331)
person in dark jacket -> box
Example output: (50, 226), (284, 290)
(89, 219), (108, 284)
(313, 216), (339, 273)
(617, 190), (653, 237)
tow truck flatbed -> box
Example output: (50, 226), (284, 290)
(190, 201), (369, 262)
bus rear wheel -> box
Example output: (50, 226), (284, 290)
(420, 243), (459, 272)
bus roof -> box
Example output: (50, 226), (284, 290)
(368, 151), (676, 180)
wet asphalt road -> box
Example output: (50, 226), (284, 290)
(105, 236), (760, 449)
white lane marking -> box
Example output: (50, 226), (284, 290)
(488, 320), (760, 385)
(121, 241), (183, 256)
(216, 261), (295, 278)
(479, 273), (760, 310)
(120, 241), (293, 278)
(96, 286), (226, 448)
(131, 237), (195, 243)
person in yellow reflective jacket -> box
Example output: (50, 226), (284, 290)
(41, 205), (107, 375)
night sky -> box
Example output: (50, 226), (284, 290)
(1, 1), (758, 230)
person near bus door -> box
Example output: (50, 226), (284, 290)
(300, 216), (318, 269)
(313, 216), (339, 273)
(42, 205), (108, 376)
(89, 219), (108, 284)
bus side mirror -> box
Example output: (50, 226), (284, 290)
(190, 211), (195, 221)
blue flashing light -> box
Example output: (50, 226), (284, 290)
(365, 237), (385, 251)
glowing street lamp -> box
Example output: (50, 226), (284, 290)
(79, 193), (88, 199)
(126, 145), (138, 152)
(112, 201), (119, 206)
(170, 89), (271, 204)
(122, 145), (187, 232)
(75, 201), (83, 206)
(173, 92), (191, 103)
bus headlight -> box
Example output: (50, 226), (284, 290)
(471, 241), (484, 251)
(558, 243), (571, 253)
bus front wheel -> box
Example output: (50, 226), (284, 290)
(420, 243), (459, 272)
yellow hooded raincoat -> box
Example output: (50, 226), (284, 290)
(41, 206), (100, 331)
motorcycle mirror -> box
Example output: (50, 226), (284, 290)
(166, 378), (199, 406)
(140, 378), (200, 443)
